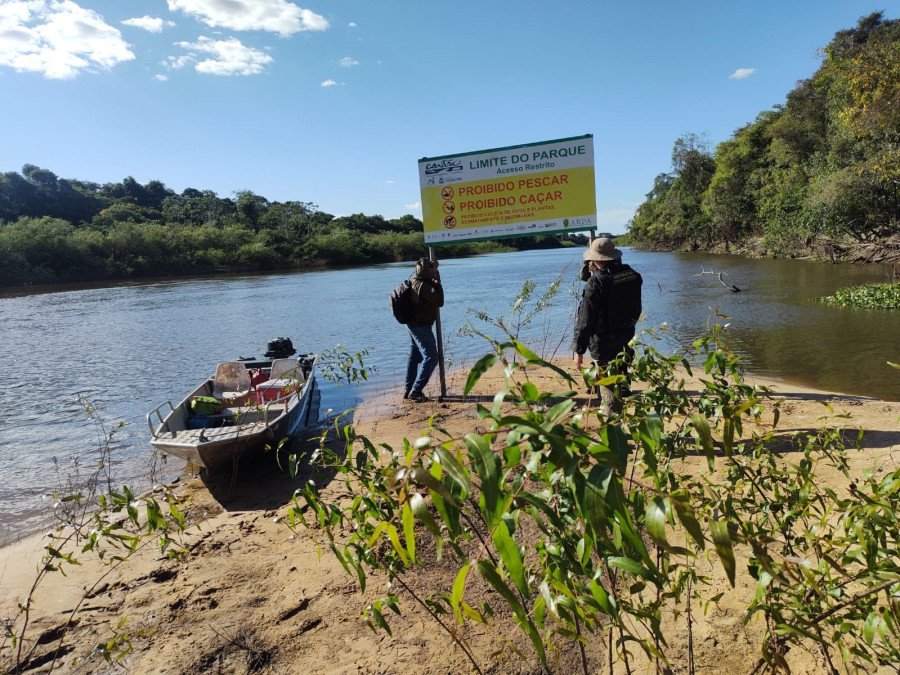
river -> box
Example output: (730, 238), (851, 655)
(1, 247), (897, 537)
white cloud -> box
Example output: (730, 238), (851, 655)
(122, 16), (175, 33)
(163, 53), (192, 70)
(0, 0), (134, 79)
(348, 22), (357, 28)
(173, 36), (272, 76)
(729, 67), (755, 80)
(154, 73), (168, 81)
(385, 180), (395, 185)
(167, 0), (328, 36)
(405, 201), (421, 211)
(320, 78), (342, 87)
(338, 56), (358, 67)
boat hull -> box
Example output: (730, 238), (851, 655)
(149, 355), (319, 473)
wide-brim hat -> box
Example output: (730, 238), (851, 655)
(583, 237), (622, 261)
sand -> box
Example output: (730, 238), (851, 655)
(1, 363), (898, 674)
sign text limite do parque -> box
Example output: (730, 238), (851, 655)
(418, 135), (596, 245)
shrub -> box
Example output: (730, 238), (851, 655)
(290, 324), (900, 673)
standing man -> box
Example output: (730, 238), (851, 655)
(405, 257), (444, 402)
(572, 237), (643, 409)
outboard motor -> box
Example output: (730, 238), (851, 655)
(265, 337), (296, 359)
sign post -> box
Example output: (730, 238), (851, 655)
(417, 135), (597, 398)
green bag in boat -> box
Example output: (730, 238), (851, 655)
(191, 395), (223, 415)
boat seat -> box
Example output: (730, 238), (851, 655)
(212, 361), (252, 406)
(256, 358), (305, 401)
(223, 403), (288, 417)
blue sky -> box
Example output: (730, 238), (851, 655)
(1, 1), (896, 234)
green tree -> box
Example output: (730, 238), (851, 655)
(631, 12), (900, 255)
(235, 190), (269, 231)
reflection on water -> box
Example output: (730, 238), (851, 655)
(0, 247), (897, 534)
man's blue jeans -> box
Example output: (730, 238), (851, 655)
(406, 323), (438, 396)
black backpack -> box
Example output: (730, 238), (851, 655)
(390, 278), (415, 324)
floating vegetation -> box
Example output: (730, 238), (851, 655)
(818, 282), (900, 310)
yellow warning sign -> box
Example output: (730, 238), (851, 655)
(418, 135), (596, 244)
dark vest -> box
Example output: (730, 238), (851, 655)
(598, 263), (642, 336)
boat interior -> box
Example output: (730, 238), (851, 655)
(148, 355), (315, 439)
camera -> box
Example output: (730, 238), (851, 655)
(580, 260), (591, 281)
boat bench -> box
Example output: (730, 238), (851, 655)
(221, 403), (287, 422)
(188, 403), (287, 428)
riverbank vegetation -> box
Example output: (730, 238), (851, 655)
(294, 324), (900, 673)
(0, 170), (586, 287)
(628, 12), (900, 264)
(819, 281), (900, 309)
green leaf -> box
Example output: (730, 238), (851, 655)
(460, 601), (486, 624)
(409, 466), (458, 507)
(433, 447), (472, 497)
(775, 623), (822, 643)
(428, 463), (462, 538)
(516, 492), (566, 532)
(369, 604), (392, 635)
(451, 563), (471, 625)
(514, 342), (574, 383)
(604, 424), (631, 473)
(401, 501), (416, 563)
(723, 417), (734, 456)
(579, 465), (611, 539)
(606, 475), (653, 567)
(514, 341), (541, 362)
(503, 443), (521, 469)
(385, 524), (410, 566)
(491, 388), (511, 419)
(545, 398), (575, 422)
(607, 556), (655, 580)
(645, 496), (668, 547)
(465, 354), (497, 395)
(589, 579), (617, 617)
(690, 413), (716, 470)
(710, 518), (736, 587)
(671, 491), (704, 550)
(409, 493), (440, 537)
(465, 433), (501, 526)
(637, 414), (662, 472)
(493, 521), (528, 598)
(476, 560), (523, 613)
(863, 611), (880, 646)
(367, 522), (388, 548)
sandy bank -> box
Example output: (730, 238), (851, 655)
(1, 363), (898, 674)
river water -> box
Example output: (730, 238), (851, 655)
(1, 247), (897, 536)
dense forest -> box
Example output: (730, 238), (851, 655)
(627, 12), (899, 263)
(0, 168), (585, 287)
